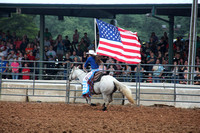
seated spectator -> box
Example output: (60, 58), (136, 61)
(62, 53), (73, 68)
(82, 51), (88, 62)
(173, 52), (181, 63)
(147, 73), (153, 83)
(21, 54), (30, 68)
(122, 64), (132, 82)
(82, 32), (90, 45)
(46, 45), (56, 61)
(20, 38), (27, 54)
(72, 29), (79, 45)
(134, 64), (144, 82)
(6, 30), (12, 40)
(115, 60), (122, 77)
(152, 59), (164, 83)
(146, 51), (156, 71)
(7, 44), (16, 54)
(28, 51), (35, 69)
(179, 70), (188, 84)
(46, 55), (56, 76)
(196, 56), (200, 66)
(99, 64), (107, 74)
(106, 57), (114, 66)
(150, 32), (158, 44)
(44, 28), (52, 40)
(194, 72), (200, 85)
(79, 39), (88, 52)
(70, 51), (81, 61)
(0, 49), (4, 60)
(76, 45), (83, 57)
(108, 65), (115, 76)
(16, 49), (21, 57)
(11, 57), (19, 79)
(179, 60), (188, 80)
(171, 61), (179, 83)
(71, 56), (82, 69)
(14, 37), (22, 50)
(17, 52), (24, 68)
(44, 37), (51, 47)
(22, 63), (30, 80)
(157, 36), (167, 54)
(87, 41), (94, 50)
(107, 58), (116, 69)
(28, 51), (35, 61)
(25, 43), (33, 56)
(1, 32), (7, 41)
(55, 34), (64, 61)
(33, 45), (40, 61)
(178, 58), (184, 65)
(23, 34), (29, 43)
(0, 56), (9, 79)
(143, 42), (151, 57)
(44, 46), (49, 61)
(62, 53), (73, 80)
(7, 50), (17, 65)
(157, 51), (163, 63)
(63, 35), (71, 53)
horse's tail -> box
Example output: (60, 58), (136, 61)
(113, 79), (135, 104)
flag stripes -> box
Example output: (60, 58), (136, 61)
(96, 19), (141, 64)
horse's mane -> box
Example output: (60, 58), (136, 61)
(77, 68), (87, 74)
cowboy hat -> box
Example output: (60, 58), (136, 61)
(86, 50), (97, 55)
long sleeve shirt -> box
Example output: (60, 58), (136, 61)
(84, 56), (99, 69)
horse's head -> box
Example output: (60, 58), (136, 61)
(69, 66), (79, 81)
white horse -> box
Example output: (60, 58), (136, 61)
(69, 66), (135, 111)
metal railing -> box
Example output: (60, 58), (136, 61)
(0, 60), (200, 107)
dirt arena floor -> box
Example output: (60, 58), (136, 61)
(0, 102), (200, 133)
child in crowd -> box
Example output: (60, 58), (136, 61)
(147, 73), (152, 83)
(108, 65), (115, 76)
(11, 57), (19, 79)
(22, 63), (30, 80)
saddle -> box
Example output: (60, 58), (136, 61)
(88, 71), (105, 94)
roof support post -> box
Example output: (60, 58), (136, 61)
(39, 14), (44, 80)
(187, 0), (198, 84)
(168, 15), (174, 64)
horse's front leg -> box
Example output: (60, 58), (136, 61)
(86, 97), (96, 106)
(102, 102), (109, 111)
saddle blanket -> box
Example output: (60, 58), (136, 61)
(82, 70), (103, 98)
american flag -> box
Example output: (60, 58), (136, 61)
(96, 19), (141, 64)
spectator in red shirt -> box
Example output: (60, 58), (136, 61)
(28, 51), (35, 61)
(14, 37), (22, 50)
(22, 63), (30, 80)
(27, 51), (35, 69)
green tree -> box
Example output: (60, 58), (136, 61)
(34, 16), (94, 42)
(0, 13), (38, 40)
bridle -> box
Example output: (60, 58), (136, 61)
(69, 69), (86, 82)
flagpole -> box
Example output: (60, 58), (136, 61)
(94, 18), (97, 51)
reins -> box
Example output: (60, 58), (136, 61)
(69, 69), (86, 84)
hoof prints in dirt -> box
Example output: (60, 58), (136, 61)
(0, 102), (200, 133)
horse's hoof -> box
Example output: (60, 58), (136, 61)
(90, 103), (97, 106)
(102, 107), (107, 111)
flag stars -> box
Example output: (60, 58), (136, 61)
(97, 19), (121, 42)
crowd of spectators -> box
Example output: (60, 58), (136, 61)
(0, 28), (200, 84)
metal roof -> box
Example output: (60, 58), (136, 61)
(0, 3), (199, 18)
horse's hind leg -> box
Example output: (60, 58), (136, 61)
(102, 94), (112, 111)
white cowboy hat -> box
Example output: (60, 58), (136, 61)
(86, 50), (97, 55)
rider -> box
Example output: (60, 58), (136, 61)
(82, 50), (101, 97)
